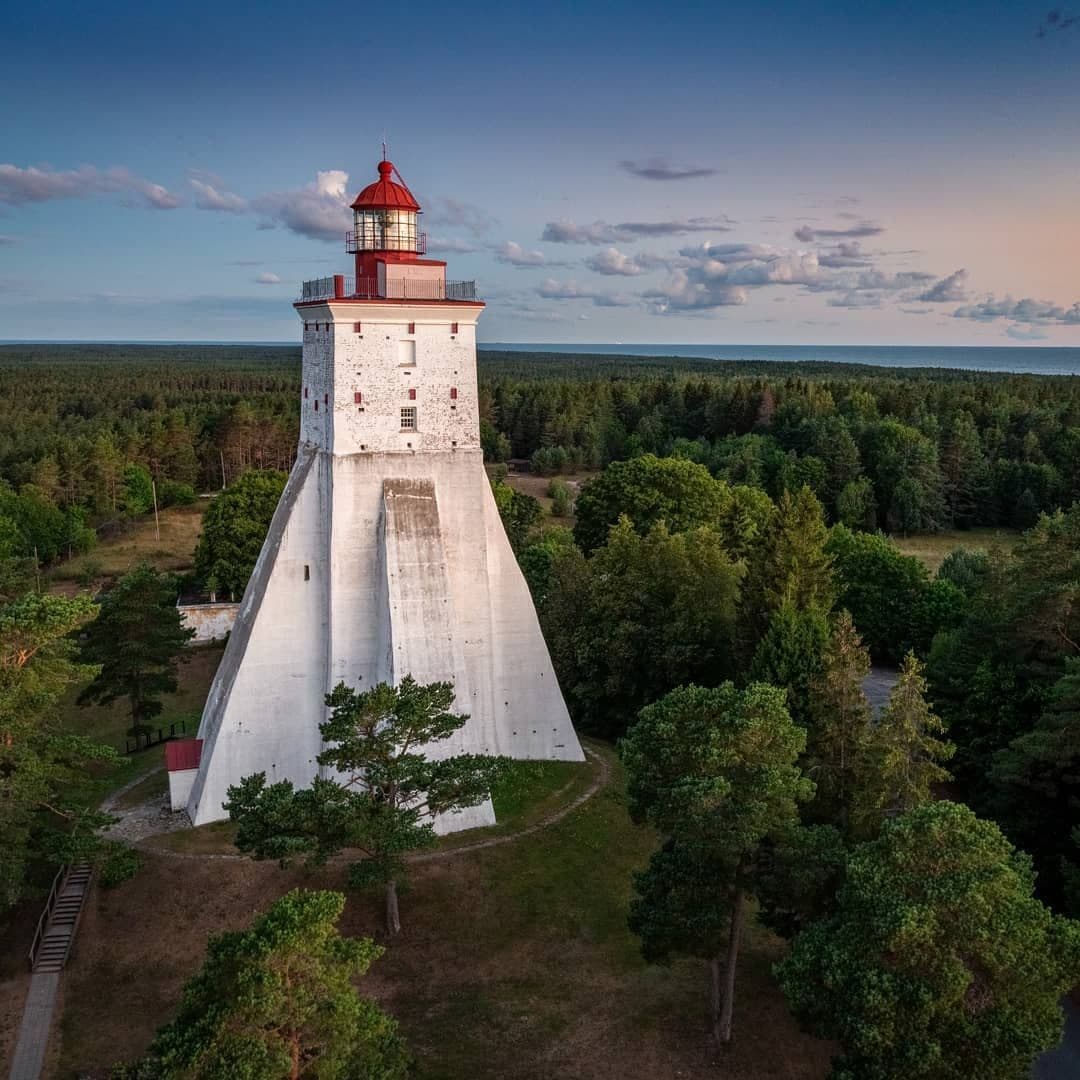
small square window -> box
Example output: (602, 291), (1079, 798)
(450, 322), (459, 335)
(450, 387), (458, 400)
(407, 321), (415, 334)
(353, 321), (362, 333)
(408, 388), (416, 400)
(400, 406), (417, 431)
(354, 391), (362, 403)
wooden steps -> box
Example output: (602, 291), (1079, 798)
(30, 863), (92, 974)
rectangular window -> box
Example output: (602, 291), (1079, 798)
(450, 387), (458, 400)
(314, 401), (318, 411)
(304, 387), (309, 399)
(353, 321), (362, 333)
(397, 340), (416, 366)
(354, 391), (362, 403)
(408, 388), (416, 400)
(304, 322), (310, 331)
(400, 407), (417, 431)
(407, 321), (415, 334)
(450, 322), (459, 335)
(323, 393), (328, 404)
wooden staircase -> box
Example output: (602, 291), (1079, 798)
(28, 863), (93, 974)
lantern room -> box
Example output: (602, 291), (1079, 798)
(347, 160), (426, 257)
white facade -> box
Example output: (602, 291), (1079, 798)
(187, 296), (584, 832)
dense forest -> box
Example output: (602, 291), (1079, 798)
(1, 344), (1078, 564)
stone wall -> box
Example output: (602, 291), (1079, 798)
(178, 602), (240, 643)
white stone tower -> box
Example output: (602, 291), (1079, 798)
(184, 158), (584, 831)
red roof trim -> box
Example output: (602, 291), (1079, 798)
(294, 299), (485, 309)
(165, 738), (203, 772)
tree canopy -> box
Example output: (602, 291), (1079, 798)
(149, 889), (408, 1080)
(777, 801), (1080, 1080)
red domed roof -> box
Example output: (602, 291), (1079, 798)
(350, 160), (421, 212)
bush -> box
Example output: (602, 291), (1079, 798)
(99, 842), (142, 888)
(157, 479), (196, 507)
(548, 477), (573, 517)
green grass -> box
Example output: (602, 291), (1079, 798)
(891, 526), (1021, 573)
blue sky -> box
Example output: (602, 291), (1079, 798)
(1, 0), (1079, 344)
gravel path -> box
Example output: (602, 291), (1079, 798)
(125, 747), (611, 862)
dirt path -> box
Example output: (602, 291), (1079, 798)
(130, 747), (611, 862)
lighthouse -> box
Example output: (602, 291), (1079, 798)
(183, 158), (584, 832)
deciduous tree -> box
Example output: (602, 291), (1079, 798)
(621, 682), (812, 1047)
(777, 801), (1080, 1080)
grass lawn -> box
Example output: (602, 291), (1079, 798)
(56, 743), (833, 1079)
(891, 525), (1021, 573)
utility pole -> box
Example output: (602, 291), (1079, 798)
(152, 478), (161, 542)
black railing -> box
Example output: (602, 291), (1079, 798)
(346, 231), (427, 255)
(124, 718), (188, 754)
(298, 277), (479, 302)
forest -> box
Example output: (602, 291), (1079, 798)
(3, 344), (1080, 1078)
(1, 344), (1079, 567)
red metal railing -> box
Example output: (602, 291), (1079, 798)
(299, 276), (479, 303)
(346, 231), (427, 255)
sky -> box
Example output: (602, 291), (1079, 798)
(1, 0), (1079, 345)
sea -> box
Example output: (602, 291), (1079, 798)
(484, 343), (1080, 377)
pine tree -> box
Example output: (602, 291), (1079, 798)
(851, 652), (954, 837)
(805, 611), (873, 831)
(150, 889), (408, 1080)
(226, 677), (507, 935)
(78, 564), (195, 736)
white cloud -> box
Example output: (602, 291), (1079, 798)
(537, 279), (634, 306)
(494, 240), (547, 267)
(794, 222), (884, 241)
(584, 247), (669, 276)
(0, 163), (181, 209)
(954, 295), (1080, 325)
(542, 216), (733, 244)
(253, 170), (351, 242)
(255, 272), (282, 285)
(190, 175), (247, 213)
(918, 269), (968, 303)
(1007, 323), (1049, 340)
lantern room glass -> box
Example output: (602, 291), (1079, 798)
(352, 208), (419, 252)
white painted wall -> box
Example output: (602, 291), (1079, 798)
(188, 296), (583, 833)
(168, 767), (197, 811)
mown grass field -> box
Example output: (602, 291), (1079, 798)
(891, 525), (1022, 573)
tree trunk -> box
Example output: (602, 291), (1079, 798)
(717, 889), (745, 1047)
(710, 955), (722, 1049)
(290, 1032), (300, 1080)
(385, 878), (401, 936)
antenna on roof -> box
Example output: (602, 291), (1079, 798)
(381, 133), (388, 161)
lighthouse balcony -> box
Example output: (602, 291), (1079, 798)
(299, 276), (479, 303)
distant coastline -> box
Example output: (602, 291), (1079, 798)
(2, 340), (1078, 377)
(484, 343), (1080, 377)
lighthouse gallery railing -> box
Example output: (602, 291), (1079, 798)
(299, 277), (479, 302)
